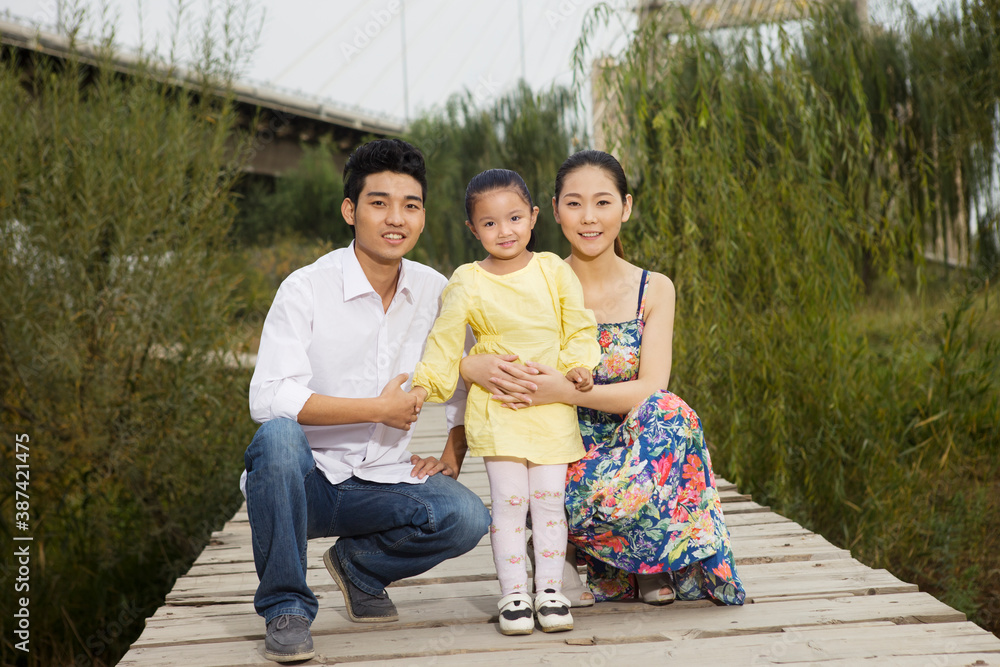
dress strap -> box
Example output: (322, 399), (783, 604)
(636, 270), (650, 320)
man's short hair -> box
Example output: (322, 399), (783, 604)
(343, 138), (428, 206)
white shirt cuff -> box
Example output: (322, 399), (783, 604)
(272, 381), (315, 422)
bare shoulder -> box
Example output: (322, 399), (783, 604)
(644, 271), (676, 315)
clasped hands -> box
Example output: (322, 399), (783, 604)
(405, 358), (591, 418)
(377, 374), (455, 479)
(565, 366), (594, 392)
(380, 356), (592, 476)
(455, 353), (592, 411)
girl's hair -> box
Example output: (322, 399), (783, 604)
(465, 169), (537, 252)
(554, 150), (628, 259)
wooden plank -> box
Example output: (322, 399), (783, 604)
(222, 483), (755, 524)
(204, 513), (811, 550)
(122, 406), (1000, 667)
(145, 556), (910, 628)
(150, 557), (911, 617)
(186, 526), (844, 579)
(209, 513), (809, 555)
(200, 516), (809, 557)
(189, 526), (831, 572)
(774, 655), (1000, 666)
(722, 511), (794, 526)
(119, 592), (971, 666)
(169, 535), (850, 600)
(366, 622), (1000, 666)
(134, 569), (922, 650)
(144, 557), (918, 632)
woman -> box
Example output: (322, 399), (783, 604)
(460, 150), (745, 607)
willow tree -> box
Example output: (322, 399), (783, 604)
(0, 6), (260, 665)
(902, 0), (1000, 274)
(799, 0), (1000, 279)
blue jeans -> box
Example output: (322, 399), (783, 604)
(244, 418), (491, 623)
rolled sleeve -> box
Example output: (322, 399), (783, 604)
(260, 380), (315, 423)
(249, 278), (317, 424)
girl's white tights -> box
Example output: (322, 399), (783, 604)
(485, 457), (568, 596)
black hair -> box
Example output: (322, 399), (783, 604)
(343, 138), (428, 206)
(554, 150), (629, 258)
(464, 168), (537, 252)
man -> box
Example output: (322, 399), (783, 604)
(244, 138), (490, 663)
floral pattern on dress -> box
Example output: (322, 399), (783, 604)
(565, 274), (745, 606)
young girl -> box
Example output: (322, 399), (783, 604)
(410, 169), (600, 635)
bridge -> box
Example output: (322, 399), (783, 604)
(0, 16), (403, 176)
(121, 406), (1000, 665)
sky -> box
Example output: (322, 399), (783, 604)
(1, 0), (637, 125)
(1, 0), (948, 128)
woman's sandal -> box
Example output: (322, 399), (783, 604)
(562, 553), (596, 608)
(497, 592), (534, 635)
(526, 538), (595, 608)
(636, 572), (676, 605)
(534, 589), (574, 633)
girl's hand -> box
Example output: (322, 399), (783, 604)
(523, 362), (577, 407)
(460, 353), (539, 408)
(566, 367), (594, 392)
(410, 385), (428, 413)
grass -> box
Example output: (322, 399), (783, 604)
(730, 264), (1000, 637)
(845, 266), (1000, 635)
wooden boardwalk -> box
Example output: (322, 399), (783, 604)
(121, 407), (1000, 666)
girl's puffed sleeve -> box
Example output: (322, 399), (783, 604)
(551, 258), (601, 373)
(412, 268), (472, 403)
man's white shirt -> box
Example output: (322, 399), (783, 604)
(243, 242), (466, 493)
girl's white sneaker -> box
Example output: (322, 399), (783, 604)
(497, 592), (534, 635)
(534, 589), (574, 633)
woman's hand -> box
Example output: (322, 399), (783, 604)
(460, 353), (539, 408)
(523, 362), (578, 407)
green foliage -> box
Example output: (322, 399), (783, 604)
(228, 236), (336, 334)
(234, 139), (348, 245)
(579, 0), (1000, 633)
(841, 281), (1000, 630)
(0, 15), (257, 666)
(903, 0), (1000, 275)
(404, 82), (584, 271)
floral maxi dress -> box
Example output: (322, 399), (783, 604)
(565, 270), (746, 604)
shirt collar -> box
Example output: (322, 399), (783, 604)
(396, 261), (415, 304)
(342, 241), (414, 304)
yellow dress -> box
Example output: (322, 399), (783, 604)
(413, 252), (601, 464)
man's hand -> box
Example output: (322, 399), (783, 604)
(566, 367), (593, 392)
(378, 373), (421, 430)
(410, 454), (456, 479)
